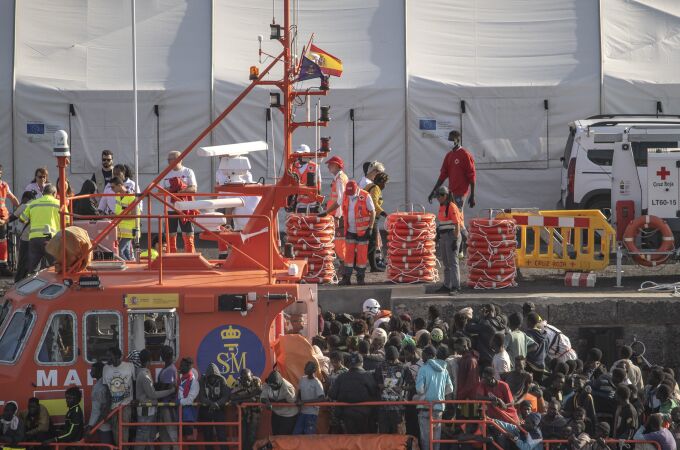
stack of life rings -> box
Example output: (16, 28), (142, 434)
(385, 212), (438, 283)
(285, 214), (336, 284)
(623, 215), (675, 267)
(467, 218), (518, 289)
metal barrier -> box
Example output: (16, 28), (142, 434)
(501, 209), (616, 271)
(15, 400), (665, 450)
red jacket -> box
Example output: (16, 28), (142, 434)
(438, 147), (476, 197)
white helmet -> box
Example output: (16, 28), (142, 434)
(362, 298), (381, 317)
(295, 144), (311, 154)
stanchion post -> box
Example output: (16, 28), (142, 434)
(616, 244), (623, 288)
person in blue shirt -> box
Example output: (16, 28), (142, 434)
(416, 345), (453, 450)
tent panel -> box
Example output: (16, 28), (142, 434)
(1, 0), (14, 188)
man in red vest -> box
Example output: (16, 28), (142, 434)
(339, 180), (375, 285)
(319, 155), (348, 264)
(0, 164), (19, 277)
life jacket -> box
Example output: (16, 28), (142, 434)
(167, 177), (198, 222)
(438, 201), (462, 231)
(115, 193), (140, 239)
(295, 161), (319, 204)
(328, 171), (348, 217)
(0, 181), (9, 221)
(342, 190), (372, 237)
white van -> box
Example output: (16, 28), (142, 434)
(559, 115), (680, 211)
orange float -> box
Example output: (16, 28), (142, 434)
(466, 218), (518, 289)
(385, 211), (438, 283)
(286, 213), (337, 283)
(623, 215), (675, 267)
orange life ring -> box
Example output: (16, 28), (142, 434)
(389, 254), (437, 263)
(467, 240), (517, 250)
(389, 274), (435, 283)
(467, 279), (515, 289)
(388, 247), (436, 257)
(294, 249), (335, 258)
(468, 233), (516, 242)
(287, 227), (335, 237)
(303, 276), (335, 284)
(388, 240), (435, 250)
(467, 257), (515, 269)
(623, 215), (675, 266)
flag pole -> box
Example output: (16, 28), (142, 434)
(131, 0), (139, 186)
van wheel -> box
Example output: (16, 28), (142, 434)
(586, 196), (611, 220)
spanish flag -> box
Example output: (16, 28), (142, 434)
(306, 44), (343, 77)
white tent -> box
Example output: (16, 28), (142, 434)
(5, 0), (680, 219)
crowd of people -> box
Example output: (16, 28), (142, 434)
(2, 300), (678, 450)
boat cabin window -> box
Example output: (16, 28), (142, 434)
(84, 311), (122, 363)
(0, 306), (35, 363)
(128, 310), (178, 362)
(0, 298), (11, 331)
(36, 312), (76, 365)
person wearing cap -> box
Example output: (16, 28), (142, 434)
(365, 171), (389, 272)
(435, 185), (463, 295)
(427, 130), (476, 210)
(328, 352), (379, 434)
(292, 144), (322, 213)
(338, 180), (375, 285)
(318, 155), (348, 264)
(430, 328), (445, 347)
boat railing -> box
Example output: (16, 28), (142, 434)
(60, 188), (275, 284)
(27, 399), (661, 450)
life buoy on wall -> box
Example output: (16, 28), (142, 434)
(622, 215), (675, 267)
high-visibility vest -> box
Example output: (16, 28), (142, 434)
(115, 194), (140, 239)
(328, 171), (348, 217)
(140, 248), (158, 261)
(342, 189), (372, 237)
(295, 161), (319, 204)
(20, 195), (63, 239)
(437, 202), (462, 231)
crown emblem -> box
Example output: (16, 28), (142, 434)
(221, 326), (241, 351)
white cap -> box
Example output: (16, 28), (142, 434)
(362, 298), (381, 316)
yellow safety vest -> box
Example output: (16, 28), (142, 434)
(20, 195), (64, 240)
(115, 194), (140, 239)
(140, 248), (159, 261)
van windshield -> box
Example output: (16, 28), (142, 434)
(0, 307), (35, 362)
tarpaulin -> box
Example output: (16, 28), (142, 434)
(46, 226), (93, 273)
(272, 334), (319, 387)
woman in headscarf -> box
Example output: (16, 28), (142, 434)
(73, 179), (99, 218)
